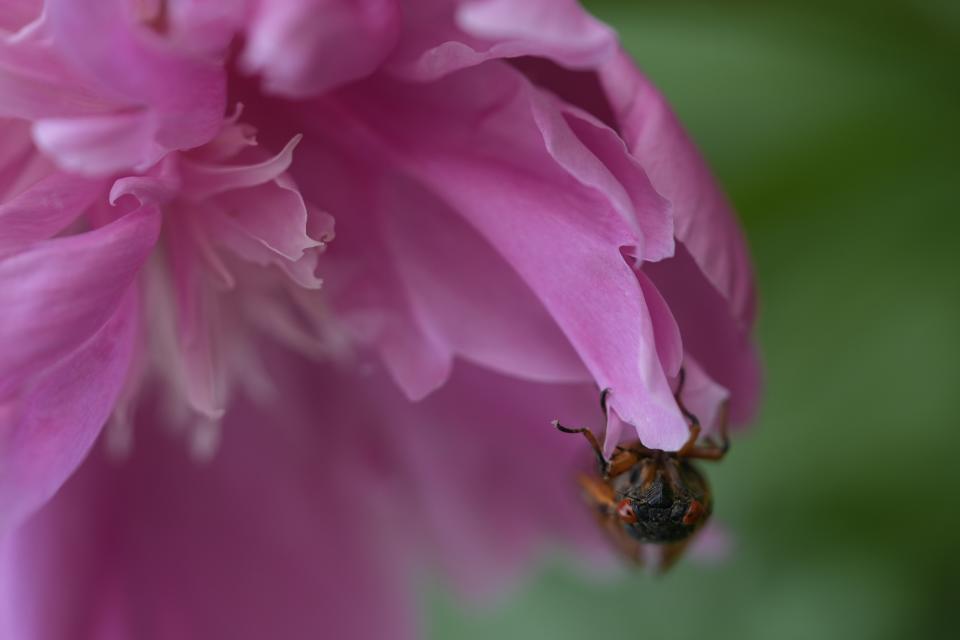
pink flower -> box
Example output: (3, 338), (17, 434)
(0, 0), (761, 637)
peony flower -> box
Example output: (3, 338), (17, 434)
(0, 0), (761, 638)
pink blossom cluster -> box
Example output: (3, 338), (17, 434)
(0, 0), (760, 637)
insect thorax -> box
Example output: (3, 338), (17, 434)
(611, 455), (712, 543)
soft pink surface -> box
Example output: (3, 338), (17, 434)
(0, 0), (760, 636)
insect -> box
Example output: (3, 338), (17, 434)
(553, 368), (729, 572)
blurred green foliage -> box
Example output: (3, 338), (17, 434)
(429, 1), (960, 638)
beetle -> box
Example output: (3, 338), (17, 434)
(553, 369), (729, 572)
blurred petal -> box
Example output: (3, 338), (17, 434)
(243, 0), (401, 96)
(1, 383), (415, 640)
(0, 28), (113, 121)
(0, 170), (106, 257)
(687, 520), (735, 565)
(0, 290), (139, 533)
(162, 214), (225, 419)
(0, 205), (160, 391)
(32, 111), (165, 175)
(0, 0), (41, 32)
(391, 0), (616, 81)
(2, 352), (605, 636)
(36, 0), (226, 169)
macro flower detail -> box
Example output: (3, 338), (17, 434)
(0, 1), (760, 638)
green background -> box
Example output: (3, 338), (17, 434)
(429, 1), (960, 638)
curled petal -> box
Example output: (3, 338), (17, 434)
(205, 178), (329, 289)
(635, 269), (683, 379)
(324, 63), (688, 447)
(109, 156), (182, 207)
(391, 0), (616, 81)
(381, 174), (589, 384)
(598, 49), (756, 326)
(0, 170), (106, 257)
(646, 244), (761, 425)
(673, 356), (730, 438)
(543, 100), (674, 262)
(179, 135), (302, 200)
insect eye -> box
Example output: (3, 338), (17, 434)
(616, 499), (638, 524)
(682, 499), (704, 526)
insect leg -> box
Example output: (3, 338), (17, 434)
(602, 516), (645, 567)
(673, 367), (704, 456)
(605, 448), (645, 479)
(576, 474), (616, 512)
(554, 421), (608, 475)
(683, 400), (731, 460)
(577, 476), (645, 567)
(652, 539), (693, 575)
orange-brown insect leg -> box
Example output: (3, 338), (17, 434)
(674, 366), (704, 457)
(653, 539), (693, 575)
(683, 445), (726, 460)
(577, 475), (645, 567)
(602, 516), (645, 567)
(606, 448), (643, 479)
(681, 398), (732, 460)
(554, 421), (608, 474)
(677, 424), (701, 457)
(576, 474), (616, 512)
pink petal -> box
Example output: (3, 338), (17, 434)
(330, 63), (689, 448)
(0, 205), (160, 393)
(32, 111), (165, 175)
(1, 355), (602, 636)
(0, 119), (37, 198)
(390, 0), (616, 81)
(555, 105), (674, 262)
(161, 215), (225, 419)
(203, 177), (327, 288)
(179, 135), (302, 199)
(0, 290), (139, 533)
(243, 0), (401, 96)
(598, 49), (757, 326)
(687, 519), (735, 565)
(0, 0), (41, 32)
(0, 32), (114, 121)
(673, 356), (730, 437)
(636, 269), (683, 378)
(109, 155), (182, 207)
(44, 0), (226, 156)
(381, 173), (589, 384)
(2, 365), (418, 640)
(386, 362), (607, 597)
(0, 170), (106, 257)
(291, 132), (454, 399)
(646, 244), (761, 425)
